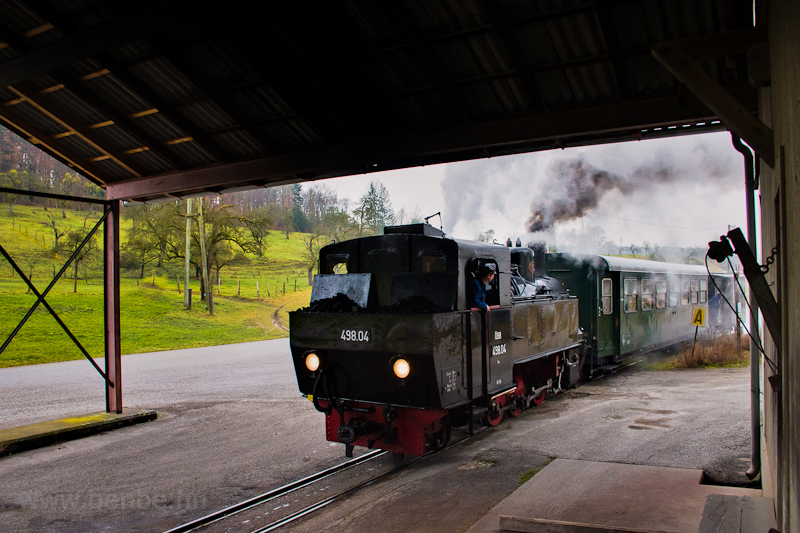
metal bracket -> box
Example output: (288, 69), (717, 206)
(708, 228), (782, 353)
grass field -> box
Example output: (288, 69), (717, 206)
(0, 203), (314, 367)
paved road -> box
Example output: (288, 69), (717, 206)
(0, 339), (352, 532)
(0, 343), (754, 532)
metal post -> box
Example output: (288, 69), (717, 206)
(184, 198), (192, 307)
(104, 200), (122, 413)
(731, 134), (761, 480)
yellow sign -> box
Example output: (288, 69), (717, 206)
(691, 307), (707, 327)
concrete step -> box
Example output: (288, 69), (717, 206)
(466, 459), (761, 533)
(698, 494), (776, 533)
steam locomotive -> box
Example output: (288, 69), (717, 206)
(289, 224), (733, 458)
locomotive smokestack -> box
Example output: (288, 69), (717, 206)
(532, 243), (546, 277)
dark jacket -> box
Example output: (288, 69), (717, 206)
(470, 278), (488, 310)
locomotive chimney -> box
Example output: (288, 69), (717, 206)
(532, 242), (546, 277)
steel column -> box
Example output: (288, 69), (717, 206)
(104, 200), (122, 413)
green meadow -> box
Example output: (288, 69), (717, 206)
(0, 203), (313, 367)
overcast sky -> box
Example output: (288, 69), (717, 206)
(319, 131), (750, 250)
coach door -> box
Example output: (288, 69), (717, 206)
(596, 275), (618, 358)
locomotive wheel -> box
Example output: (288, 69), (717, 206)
(429, 424), (451, 452)
(532, 390), (546, 406)
(510, 375), (525, 417)
(487, 398), (505, 426)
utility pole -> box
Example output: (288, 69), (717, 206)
(197, 199), (210, 307)
(184, 198), (193, 307)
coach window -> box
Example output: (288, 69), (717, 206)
(601, 278), (613, 314)
(623, 278), (638, 313)
(669, 278), (679, 307)
(325, 254), (349, 274)
(699, 279), (707, 303)
(656, 280), (667, 309)
(641, 278), (654, 311)
(681, 278), (690, 306)
(690, 279), (699, 304)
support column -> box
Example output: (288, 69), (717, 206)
(104, 200), (122, 413)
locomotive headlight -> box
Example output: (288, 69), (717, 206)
(393, 358), (411, 379)
(305, 352), (321, 372)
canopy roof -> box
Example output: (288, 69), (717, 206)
(0, 0), (759, 202)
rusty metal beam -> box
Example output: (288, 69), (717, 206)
(104, 200), (122, 413)
(652, 41), (774, 168)
(106, 85), (756, 201)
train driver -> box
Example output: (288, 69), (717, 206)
(471, 263), (496, 311)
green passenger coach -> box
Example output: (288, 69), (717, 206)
(544, 254), (734, 377)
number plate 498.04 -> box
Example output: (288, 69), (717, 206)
(341, 329), (370, 342)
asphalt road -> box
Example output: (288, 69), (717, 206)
(0, 342), (754, 532)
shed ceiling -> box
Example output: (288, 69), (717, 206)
(0, 0), (760, 202)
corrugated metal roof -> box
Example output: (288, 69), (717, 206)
(0, 0), (758, 201)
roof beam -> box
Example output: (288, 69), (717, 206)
(651, 40), (774, 167)
(106, 86), (756, 201)
(0, 103), (106, 182)
(47, 71), (183, 170)
(7, 84), (146, 177)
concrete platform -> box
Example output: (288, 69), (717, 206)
(466, 459), (762, 533)
(0, 409), (157, 457)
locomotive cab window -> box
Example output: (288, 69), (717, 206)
(601, 278), (613, 314)
(641, 278), (654, 311)
(324, 254), (350, 274)
(468, 259), (499, 309)
(699, 279), (707, 303)
(690, 279), (699, 304)
(623, 278), (638, 313)
(418, 253), (447, 273)
(656, 280), (667, 309)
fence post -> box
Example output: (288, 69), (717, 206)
(283, 282), (286, 295)
(187, 288), (192, 309)
(294, 279), (297, 292)
(238, 279), (241, 296)
(257, 281), (260, 298)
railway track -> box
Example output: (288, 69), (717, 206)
(162, 367), (638, 533)
(163, 449), (397, 533)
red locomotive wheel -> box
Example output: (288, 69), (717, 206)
(487, 397), (505, 426)
(510, 375), (525, 417)
(532, 390), (546, 406)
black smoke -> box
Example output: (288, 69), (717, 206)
(527, 157), (684, 233)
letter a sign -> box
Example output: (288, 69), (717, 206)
(691, 307), (707, 327)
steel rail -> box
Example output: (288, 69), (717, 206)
(163, 449), (385, 533)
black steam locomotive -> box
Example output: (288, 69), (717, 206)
(289, 224), (733, 458)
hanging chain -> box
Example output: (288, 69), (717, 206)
(761, 239), (780, 273)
